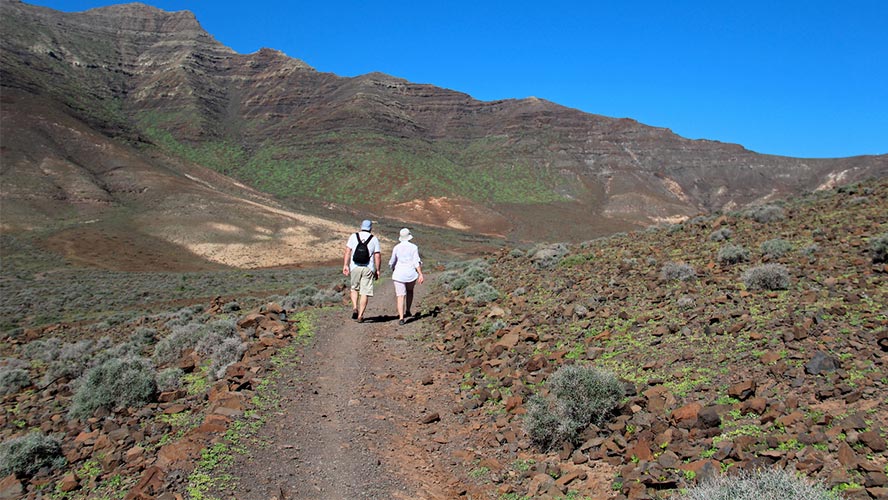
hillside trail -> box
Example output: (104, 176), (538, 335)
(223, 277), (483, 500)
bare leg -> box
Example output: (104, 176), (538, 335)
(405, 284), (415, 317)
(357, 294), (369, 321)
(350, 289), (358, 312)
(396, 295), (406, 320)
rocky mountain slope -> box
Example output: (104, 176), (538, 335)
(421, 177), (888, 498)
(0, 174), (884, 500)
(2, 0), (886, 258)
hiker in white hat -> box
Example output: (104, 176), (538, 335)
(388, 228), (424, 325)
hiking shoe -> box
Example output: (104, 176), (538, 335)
(398, 319), (405, 326)
(351, 310), (358, 320)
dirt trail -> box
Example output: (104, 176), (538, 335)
(224, 279), (479, 500)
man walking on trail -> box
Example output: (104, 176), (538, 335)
(343, 219), (381, 323)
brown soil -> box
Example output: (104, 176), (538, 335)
(222, 279), (489, 499)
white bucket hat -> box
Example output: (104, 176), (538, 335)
(398, 228), (413, 242)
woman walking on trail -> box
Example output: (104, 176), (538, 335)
(389, 228), (424, 325)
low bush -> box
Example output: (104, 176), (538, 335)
(156, 367), (184, 392)
(678, 467), (837, 500)
(49, 339), (103, 379)
(870, 233), (888, 263)
(525, 364), (623, 451)
(744, 204), (785, 223)
(70, 356), (157, 420)
(0, 367), (31, 396)
(528, 243), (569, 269)
(717, 244), (749, 265)
(0, 432), (66, 477)
(279, 285), (342, 310)
(163, 305), (208, 329)
(742, 264), (791, 290)
(709, 228), (733, 242)
(154, 319), (237, 365)
(660, 262), (696, 282)
(760, 238), (793, 258)
(801, 244), (819, 257)
(463, 282), (500, 304)
(131, 327), (157, 346)
(18, 338), (62, 363)
(198, 336), (247, 380)
(677, 296), (695, 309)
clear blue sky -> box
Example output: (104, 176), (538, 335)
(28, 0), (888, 158)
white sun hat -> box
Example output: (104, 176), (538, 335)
(399, 228), (413, 242)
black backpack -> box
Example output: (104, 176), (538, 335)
(352, 233), (373, 265)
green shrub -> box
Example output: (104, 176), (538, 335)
(280, 285), (342, 310)
(464, 282), (500, 304)
(709, 228), (733, 242)
(131, 327), (157, 346)
(49, 339), (101, 380)
(760, 238), (793, 258)
(717, 244), (749, 265)
(529, 243), (569, 269)
(156, 367), (184, 392)
(0, 367), (31, 396)
(70, 356), (157, 420)
(802, 244), (819, 257)
(660, 262), (696, 282)
(524, 364), (623, 451)
(154, 319), (236, 365)
(0, 432), (66, 477)
(677, 296), (695, 309)
(870, 233), (888, 263)
(524, 395), (561, 451)
(742, 264), (790, 290)
(744, 205), (785, 223)
(198, 337), (246, 380)
(163, 305), (208, 328)
(439, 259), (492, 292)
(678, 468), (838, 500)
(18, 338), (62, 363)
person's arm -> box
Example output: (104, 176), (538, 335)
(374, 251), (382, 279)
(389, 249), (397, 271)
(342, 246), (351, 276)
(415, 247), (423, 284)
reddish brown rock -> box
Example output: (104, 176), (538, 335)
(671, 402), (702, 428)
(627, 436), (654, 462)
(859, 430), (886, 452)
(837, 441), (859, 468)
(420, 412), (441, 424)
(58, 472), (80, 492)
(727, 380), (755, 400)
(525, 354), (548, 372)
(504, 396), (523, 413)
(124, 466), (164, 500)
(0, 474), (23, 500)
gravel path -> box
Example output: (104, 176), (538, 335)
(223, 279), (473, 500)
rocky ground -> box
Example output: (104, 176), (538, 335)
(1, 178), (886, 500)
(419, 178), (888, 499)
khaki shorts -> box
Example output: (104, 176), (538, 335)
(393, 279), (416, 297)
(350, 266), (375, 296)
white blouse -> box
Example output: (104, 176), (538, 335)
(389, 241), (421, 283)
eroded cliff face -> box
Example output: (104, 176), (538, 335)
(1, 0), (886, 245)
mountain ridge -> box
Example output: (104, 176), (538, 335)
(1, 0), (886, 268)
